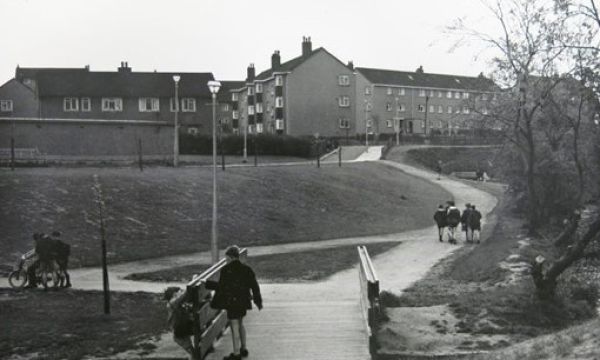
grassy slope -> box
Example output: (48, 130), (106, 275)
(381, 147), (598, 355)
(0, 289), (165, 360)
(0, 163), (450, 267)
(125, 242), (400, 283)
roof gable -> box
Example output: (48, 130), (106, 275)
(255, 47), (349, 81)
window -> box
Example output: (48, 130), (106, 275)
(339, 118), (350, 128)
(417, 104), (425, 112)
(338, 75), (350, 86)
(221, 103), (229, 112)
(429, 105), (435, 113)
(256, 103), (263, 113)
(0, 100), (13, 112)
(386, 119), (393, 128)
(275, 119), (285, 130)
(447, 106), (453, 114)
(399, 88), (405, 96)
(247, 87), (255, 96)
(429, 90), (435, 97)
(232, 93), (239, 101)
(81, 97), (91, 112)
(456, 107), (461, 114)
(255, 83), (263, 93)
(232, 110), (239, 119)
(387, 87), (393, 95)
(455, 92), (460, 99)
(438, 91), (443, 98)
(63, 97), (78, 112)
(182, 98), (196, 112)
(256, 123), (264, 133)
(275, 75), (283, 86)
(482, 108), (489, 115)
(447, 91), (452, 99)
(419, 89), (426, 97)
(481, 93), (488, 101)
(438, 105), (443, 113)
(463, 106), (470, 114)
(139, 97), (159, 112)
(386, 102), (392, 111)
(365, 86), (371, 95)
(463, 92), (469, 99)
(398, 104), (406, 112)
(248, 105), (255, 115)
(102, 98), (123, 111)
(338, 96), (350, 107)
(275, 97), (284, 108)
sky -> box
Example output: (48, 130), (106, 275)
(0, 0), (503, 84)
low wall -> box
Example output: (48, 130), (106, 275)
(0, 118), (174, 161)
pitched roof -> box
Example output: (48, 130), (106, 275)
(218, 80), (246, 100)
(255, 47), (327, 81)
(356, 67), (496, 91)
(16, 67), (215, 98)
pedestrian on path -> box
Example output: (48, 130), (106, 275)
(469, 204), (483, 244)
(435, 160), (443, 180)
(461, 203), (473, 243)
(164, 287), (195, 359)
(433, 205), (447, 242)
(207, 245), (263, 360)
(445, 201), (461, 244)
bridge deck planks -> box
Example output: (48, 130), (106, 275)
(205, 300), (370, 360)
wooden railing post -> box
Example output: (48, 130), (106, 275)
(357, 245), (381, 357)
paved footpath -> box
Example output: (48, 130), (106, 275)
(3, 146), (497, 360)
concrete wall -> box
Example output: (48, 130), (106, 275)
(287, 51), (355, 137)
(0, 119), (174, 157)
(0, 79), (39, 118)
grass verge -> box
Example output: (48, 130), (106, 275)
(0, 163), (449, 268)
(126, 242), (401, 283)
(0, 288), (165, 360)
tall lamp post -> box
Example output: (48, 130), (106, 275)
(364, 99), (370, 149)
(172, 75), (181, 167)
(243, 116), (248, 163)
(208, 80), (221, 263)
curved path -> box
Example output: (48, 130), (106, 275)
(3, 147), (497, 360)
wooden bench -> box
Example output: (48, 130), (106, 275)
(452, 171), (478, 180)
(358, 245), (381, 355)
(186, 248), (248, 360)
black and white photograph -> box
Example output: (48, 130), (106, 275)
(1, 0), (600, 359)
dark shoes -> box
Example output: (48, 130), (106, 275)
(240, 348), (249, 357)
(223, 353), (241, 360)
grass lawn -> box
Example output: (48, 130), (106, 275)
(386, 145), (503, 178)
(0, 288), (166, 360)
(0, 163), (449, 268)
(125, 242), (401, 283)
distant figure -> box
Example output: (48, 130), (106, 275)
(445, 201), (461, 244)
(433, 205), (447, 242)
(461, 203), (473, 243)
(482, 171), (490, 182)
(435, 160), (443, 180)
(469, 205), (483, 244)
(207, 245), (262, 360)
(476, 169), (484, 181)
(164, 287), (195, 358)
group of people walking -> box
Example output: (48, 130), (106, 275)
(433, 201), (482, 244)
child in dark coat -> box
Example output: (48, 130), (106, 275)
(446, 201), (461, 244)
(469, 205), (483, 243)
(433, 205), (447, 242)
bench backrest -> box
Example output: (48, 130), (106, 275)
(186, 248), (248, 360)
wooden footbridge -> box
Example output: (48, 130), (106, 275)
(185, 246), (381, 360)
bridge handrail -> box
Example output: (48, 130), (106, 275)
(357, 245), (381, 355)
(186, 248), (248, 360)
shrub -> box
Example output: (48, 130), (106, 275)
(179, 134), (313, 158)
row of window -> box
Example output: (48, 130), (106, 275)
(365, 86), (493, 100)
(0, 100), (13, 112)
(379, 102), (483, 115)
(61, 97), (197, 113)
(245, 76), (285, 97)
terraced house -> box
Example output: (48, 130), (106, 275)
(230, 37), (356, 137)
(355, 66), (497, 136)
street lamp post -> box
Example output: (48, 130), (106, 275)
(364, 100), (370, 150)
(395, 97), (400, 146)
(243, 116), (248, 163)
(208, 80), (221, 263)
(172, 75), (181, 167)
(424, 95), (429, 136)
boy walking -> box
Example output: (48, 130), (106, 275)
(469, 205), (483, 244)
(433, 205), (447, 242)
(445, 201), (461, 244)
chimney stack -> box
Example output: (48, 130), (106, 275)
(302, 36), (312, 57)
(271, 50), (281, 69)
(347, 61), (354, 70)
(246, 63), (255, 82)
(118, 61), (131, 73)
(415, 65), (424, 74)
